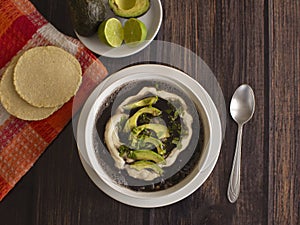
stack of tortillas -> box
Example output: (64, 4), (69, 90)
(0, 46), (82, 121)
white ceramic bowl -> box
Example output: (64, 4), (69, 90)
(76, 0), (163, 58)
(77, 64), (222, 207)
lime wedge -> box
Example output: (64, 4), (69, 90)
(123, 18), (147, 45)
(98, 18), (124, 47)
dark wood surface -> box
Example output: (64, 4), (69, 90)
(0, 0), (299, 224)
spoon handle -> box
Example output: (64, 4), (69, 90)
(227, 124), (243, 203)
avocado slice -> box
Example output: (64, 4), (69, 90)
(123, 96), (158, 110)
(130, 160), (164, 175)
(129, 136), (165, 155)
(109, 0), (150, 18)
(68, 0), (107, 36)
(128, 150), (165, 163)
(131, 123), (170, 139)
(141, 136), (166, 155)
(123, 107), (161, 133)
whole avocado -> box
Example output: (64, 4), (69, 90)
(109, 0), (150, 18)
(68, 0), (107, 37)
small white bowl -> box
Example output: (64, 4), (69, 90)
(76, 0), (163, 58)
(77, 64), (222, 207)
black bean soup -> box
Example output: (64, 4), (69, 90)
(94, 80), (205, 191)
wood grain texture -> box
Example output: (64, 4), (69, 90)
(0, 0), (299, 224)
(154, 1), (267, 225)
(268, 1), (300, 225)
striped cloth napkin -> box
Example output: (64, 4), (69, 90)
(0, 0), (107, 201)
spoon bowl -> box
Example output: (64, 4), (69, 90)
(230, 85), (255, 125)
(227, 84), (255, 203)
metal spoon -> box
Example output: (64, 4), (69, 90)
(227, 84), (255, 203)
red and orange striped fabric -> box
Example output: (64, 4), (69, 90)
(0, 0), (107, 201)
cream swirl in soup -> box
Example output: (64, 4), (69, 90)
(104, 87), (193, 181)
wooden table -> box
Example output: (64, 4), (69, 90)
(0, 0), (299, 224)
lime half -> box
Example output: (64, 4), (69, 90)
(98, 18), (124, 47)
(123, 18), (147, 45)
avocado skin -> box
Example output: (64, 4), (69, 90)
(109, 0), (150, 18)
(68, 0), (107, 37)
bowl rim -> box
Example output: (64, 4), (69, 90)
(85, 73), (211, 197)
(78, 64), (222, 207)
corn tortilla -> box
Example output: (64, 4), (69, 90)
(13, 46), (82, 108)
(0, 58), (60, 121)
